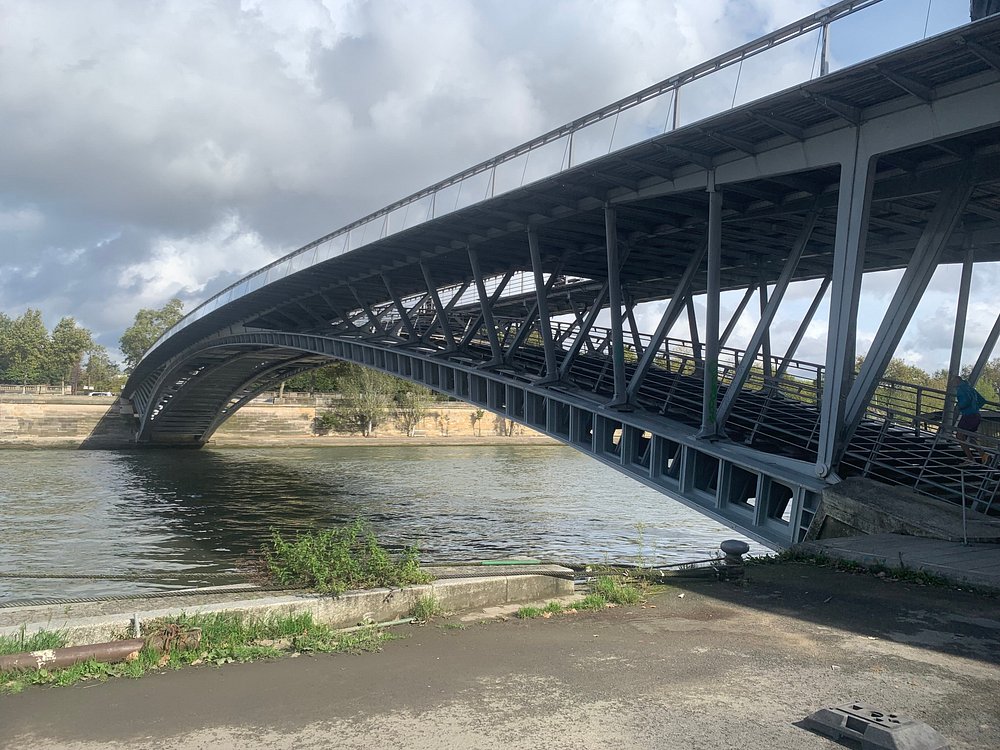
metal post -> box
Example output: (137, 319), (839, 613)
(820, 21), (830, 77)
(605, 206), (628, 405)
(672, 86), (681, 130)
(467, 247), (503, 363)
(816, 140), (875, 478)
(687, 297), (702, 366)
(944, 245), (976, 426)
(700, 179), (723, 437)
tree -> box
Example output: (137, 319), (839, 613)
(470, 408), (485, 437)
(119, 298), (185, 371)
(334, 364), (397, 437)
(82, 348), (124, 392)
(0, 309), (49, 385)
(285, 363), (350, 394)
(395, 387), (430, 437)
(45, 317), (94, 390)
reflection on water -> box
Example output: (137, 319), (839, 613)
(0, 445), (764, 602)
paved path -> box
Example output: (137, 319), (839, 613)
(800, 533), (1000, 590)
(2, 563), (997, 750)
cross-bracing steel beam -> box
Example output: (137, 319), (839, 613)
(558, 281), (610, 379)
(970, 309), (1000, 388)
(716, 212), (818, 430)
(467, 247), (504, 363)
(420, 263), (457, 351)
(459, 271), (514, 352)
(625, 239), (707, 401)
(527, 228), (560, 381)
(504, 267), (563, 366)
(720, 284), (757, 347)
(841, 172), (973, 452)
(381, 275), (420, 340)
(350, 287), (388, 336)
(775, 276), (831, 380)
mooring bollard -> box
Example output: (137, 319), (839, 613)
(719, 539), (750, 580)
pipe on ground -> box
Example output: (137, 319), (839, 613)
(0, 629), (201, 672)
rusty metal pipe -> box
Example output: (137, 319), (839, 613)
(0, 629), (201, 672)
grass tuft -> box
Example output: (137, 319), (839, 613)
(409, 595), (443, 623)
(0, 626), (68, 656)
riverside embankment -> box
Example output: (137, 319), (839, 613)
(0, 394), (554, 448)
(2, 561), (997, 750)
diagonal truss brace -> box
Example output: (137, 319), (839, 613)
(716, 212), (818, 429)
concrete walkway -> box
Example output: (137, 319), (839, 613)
(1, 563), (997, 750)
(798, 533), (1000, 590)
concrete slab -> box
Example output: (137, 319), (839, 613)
(798, 533), (1000, 590)
(0, 567), (574, 646)
(807, 478), (1000, 544)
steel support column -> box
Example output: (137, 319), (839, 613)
(717, 212), (817, 428)
(842, 174), (973, 448)
(605, 206), (628, 405)
(758, 282), (773, 381)
(700, 181), (723, 437)
(527, 228), (560, 381)
(459, 271), (514, 350)
(943, 245), (976, 426)
(816, 142), (876, 478)
(350, 287), (388, 336)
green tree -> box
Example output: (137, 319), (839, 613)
(45, 317), (94, 390)
(82, 348), (124, 392)
(0, 309), (49, 385)
(119, 298), (185, 371)
(395, 386), (430, 437)
(285, 362), (351, 394)
(333, 364), (397, 436)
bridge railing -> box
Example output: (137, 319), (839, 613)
(143, 0), (969, 361)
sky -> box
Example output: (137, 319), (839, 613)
(0, 0), (984, 374)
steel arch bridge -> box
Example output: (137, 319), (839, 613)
(123, 4), (1000, 548)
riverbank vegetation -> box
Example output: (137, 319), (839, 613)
(0, 612), (394, 695)
(260, 521), (431, 595)
(515, 575), (645, 619)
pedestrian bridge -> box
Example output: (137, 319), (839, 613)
(123, 3), (1000, 548)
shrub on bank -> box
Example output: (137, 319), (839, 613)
(262, 521), (431, 595)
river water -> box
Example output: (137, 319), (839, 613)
(0, 445), (764, 604)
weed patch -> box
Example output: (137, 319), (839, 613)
(0, 626), (68, 656)
(409, 596), (443, 623)
(0, 611), (396, 695)
(260, 520), (431, 595)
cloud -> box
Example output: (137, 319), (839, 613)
(0, 0), (967, 369)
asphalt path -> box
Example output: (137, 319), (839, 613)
(2, 563), (998, 750)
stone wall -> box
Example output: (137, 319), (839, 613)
(0, 396), (549, 448)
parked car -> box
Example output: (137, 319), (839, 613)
(89, 391), (115, 397)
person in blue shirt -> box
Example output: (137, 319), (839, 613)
(949, 375), (987, 464)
